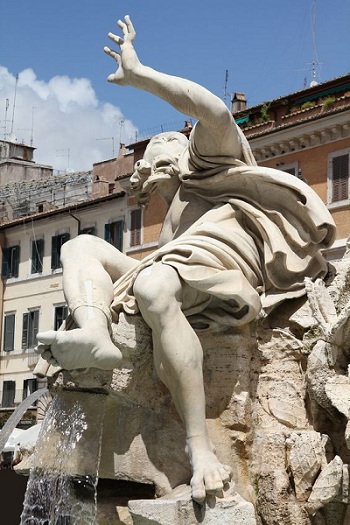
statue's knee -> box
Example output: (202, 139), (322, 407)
(134, 266), (180, 316)
(60, 235), (94, 263)
(133, 271), (158, 308)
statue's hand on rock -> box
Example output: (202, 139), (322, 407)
(36, 325), (123, 371)
(104, 15), (141, 86)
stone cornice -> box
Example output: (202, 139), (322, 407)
(249, 109), (350, 161)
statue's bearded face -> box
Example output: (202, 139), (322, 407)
(130, 132), (188, 206)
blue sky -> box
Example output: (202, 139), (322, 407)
(1, 0), (349, 171)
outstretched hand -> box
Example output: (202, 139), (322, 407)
(104, 15), (141, 86)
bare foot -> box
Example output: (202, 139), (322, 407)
(36, 323), (122, 371)
(185, 434), (232, 503)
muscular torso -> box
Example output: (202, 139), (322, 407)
(158, 185), (213, 247)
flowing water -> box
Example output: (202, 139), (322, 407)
(19, 389), (107, 525)
(0, 388), (49, 455)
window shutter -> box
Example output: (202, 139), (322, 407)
(1, 247), (9, 278)
(104, 223), (112, 243)
(23, 378), (37, 400)
(51, 236), (59, 269)
(54, 305), (68, 331)
(32, 239), (44, 273)
(12, 245), (20, 277)
(32, 310), (39, 347)
(38, 239), (44, 272)
(61, 233), (70, 245)
(22, 312), (29, 349)
(332, 154), (349, 202)
(3, 314), (15, 352)
(105, 221), (123, 250)
(2, 381), (16, 407)
(130, 209), (142, 247)
(51, 233), (69, 269)
(116, 221), (123, 251)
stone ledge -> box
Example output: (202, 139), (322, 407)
(128, 484), (257, 525)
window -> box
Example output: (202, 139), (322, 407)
(23, 378), (37, 401)
(54, 305), (68, 331)
(22, 309), (39, 350)
(1, 245), (20, 278)
(329, 150), (350, 203)
(31, 239), (44, 274)
(105, 220), (123, 251)
(80, 226), (96, 235)
(2, 380), (15, 407)
(130, 208), (142, 247)
(282, 167), (297, 176)
(3, 313), (15, 353)
(51, 233), (70, 270)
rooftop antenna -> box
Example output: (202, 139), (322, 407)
(96, 137), (115, 157)
(9, 74), (18, 140)
(309, 0), (322, 86)
(30, 106), (35, 146)
(17, 106), (36, 146)
(223, 69), (229, 105)
(119, 118), (125, 144)
(3, 99), (9, 141)
(56, 148), (71, 170)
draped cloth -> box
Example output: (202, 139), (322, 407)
(111, 125), (336, 329)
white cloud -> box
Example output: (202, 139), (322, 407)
(0, 66), (137, 172)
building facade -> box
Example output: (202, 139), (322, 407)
(0, 75), (349, 430)
(233, 73), (350, 259)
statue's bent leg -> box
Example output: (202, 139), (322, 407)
(37, 235), (138, 370)
(133, 263), (232, 503)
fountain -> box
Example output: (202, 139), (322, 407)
(0, 388), (48, 456)
(8, 13), (350, 524)
(19, 389), (108, 525)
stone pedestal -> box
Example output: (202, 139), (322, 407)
(22, 251), (350, 524)
(128, 485), (257, 525)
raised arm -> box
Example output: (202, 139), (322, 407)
(104, 16), (242, 160)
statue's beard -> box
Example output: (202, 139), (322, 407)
(133, 154), (180, 208)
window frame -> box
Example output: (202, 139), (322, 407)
(3, 313), (15, 353)
(1, 380), (16, 407)
(31, 238), (44, 274)
(79, 226), (96, 236)
(54, 304), (68, 331)
(22, 378), (38, 401)
(1, 245), (20, 278)
(104, 220), (124, 251)
(51, 232), (70, 270)
(129, 207), (143, 248)
(280, 161), (299, 177)
(328, 148), (350, 205)
(22, 309), (40, 350)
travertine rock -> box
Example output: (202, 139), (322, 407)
(128, 485), (257, 525)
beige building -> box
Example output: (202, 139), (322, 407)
(0, 189), (134, 425)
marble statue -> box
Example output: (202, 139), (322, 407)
(35, 15), (336, 506)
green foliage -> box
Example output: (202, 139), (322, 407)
(322, 95), (336, 110)
(300, 100), (316, 110)
(260, 103), (271, 123)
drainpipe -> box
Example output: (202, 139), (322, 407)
(68, 211), (81, 236)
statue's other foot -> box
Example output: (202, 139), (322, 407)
(185, 435), (232, 504)
(36, 324), (122, 371)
